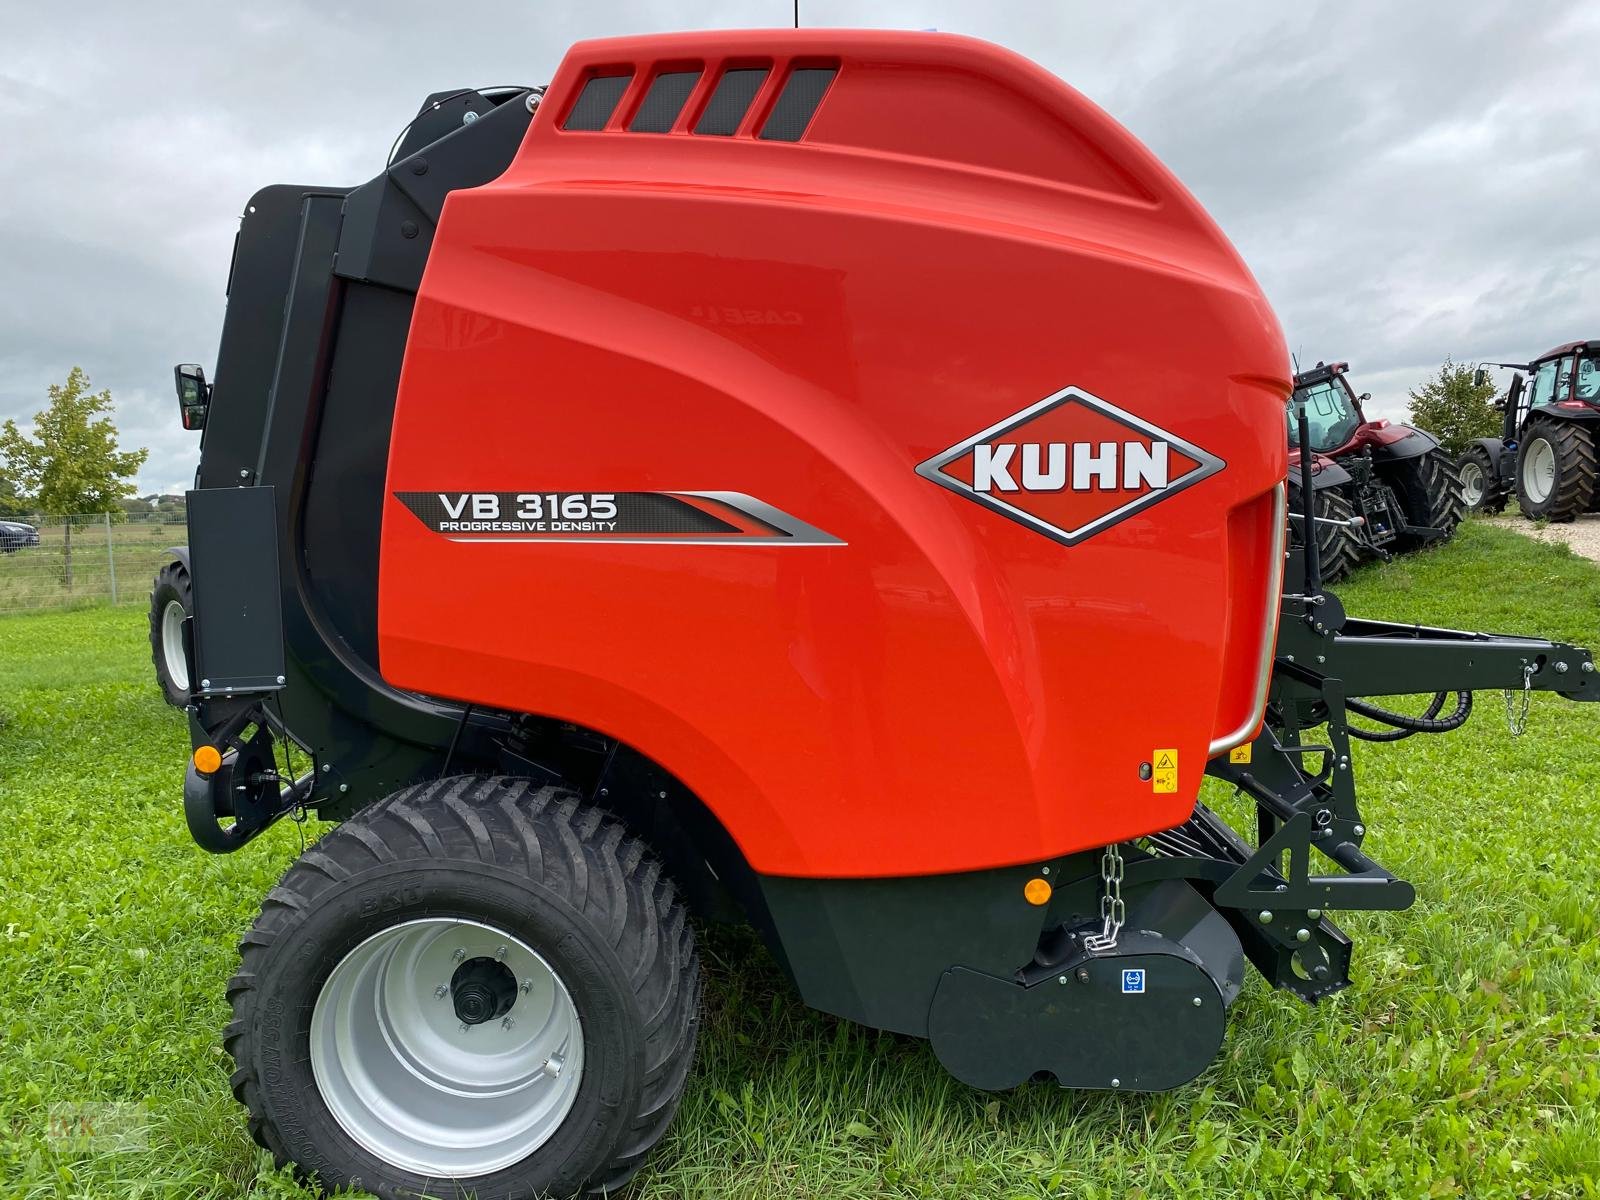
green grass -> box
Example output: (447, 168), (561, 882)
(0, 519), (186, 612)
(1, 519), (1598, 1198)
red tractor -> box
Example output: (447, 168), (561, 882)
(147, 31), (1596, 1199)
(1461, 341), (1600, 519)
(1287, 361), (1464, 580)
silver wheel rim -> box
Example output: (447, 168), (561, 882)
(161, 599), (190, 691)
(1523, 438), (1556, 504)
(310, 917), (585, 1178)
(1459, 460), (1484, 506)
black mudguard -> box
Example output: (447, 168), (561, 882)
(1367, 424), (1440, 463)
(1301, 459), (1353, 491)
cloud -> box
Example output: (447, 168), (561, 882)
(3, 0), (1596, 487)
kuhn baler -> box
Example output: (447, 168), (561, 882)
(157, 31), (1598, 1199)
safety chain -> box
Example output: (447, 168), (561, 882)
(1083, 843), (1126, 952)
(1504, 662), (1535, 737)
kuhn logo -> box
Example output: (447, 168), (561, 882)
(916, 386), (1224, 546)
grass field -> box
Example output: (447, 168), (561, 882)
(1, 520), (1598, 1199)
(0, 519), (186, 612)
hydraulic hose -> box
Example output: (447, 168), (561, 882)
(1346, 691), (1472, 741)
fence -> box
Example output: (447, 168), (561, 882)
(0, 514), (187, 613)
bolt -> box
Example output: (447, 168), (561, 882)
(1312, 964), (1330, 980)
(339, 783), (348, 793)
(1554, 661), (1569, 674)
(1583, 661), (1595, 674)
(1295, 928), (1310, 943)
(276, 675), (286, 685)
(1285, 654), (1295, 663)
(1275, 883), (1287, 892)
(435, 984), (448, 999)
(462, 109), (479, 124)
(1353, 824), (1365, 837)
(1111, 1078), (1121, 1088)
(459, 1022), (471, 1034)
(1138, 761), (1152, 781)
(400, 220), (419, 239)
(200, 679), (210, 689)
(1307, 908), (1322, 920)
(1192, 996), (1203, 1007)
(599, 787), (609, 797)
(501, 1016), (515, 1031)
(1040, 866), (1050, 876)
(525, 92), (541, 113)
(1314, 622), (1325, 633)
(452, 948), (466, 962)
(658, 790), (668, 799)
(239, 469), (249, 479)
(1058, 975), (1069, 985)
(1316, 654), (1326, 664)
(520, 979), (533, 995)
(1076, 967), (1091, 984)
(321, 763), (332, 774)
(1259, 910), (1274, 924)
(496, 944), (508, 960)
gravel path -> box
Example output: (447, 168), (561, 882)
(1487, 512), (1600, 564)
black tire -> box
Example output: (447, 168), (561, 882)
(149, 556), (193, 707)
(1287, 483), (1362, 584)
(1456, 445), (1506, 514)
(1516, 418), (1598, 522)
(223, 777), (701, 1200)
(1386, 449), (1466, 549)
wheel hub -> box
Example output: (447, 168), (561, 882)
(451, 955), (518, 1025)
(309, 917), (585, 1178)
(1523, 437), (1556, 504)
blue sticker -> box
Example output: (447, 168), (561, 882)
(1121, 968), (1146, 994)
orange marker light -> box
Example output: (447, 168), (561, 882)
(193, 745), (223, 776)
(1023, 877), (1052, 906)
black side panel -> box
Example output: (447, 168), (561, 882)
(301, 283), (415, 667)
(187, 486), (285, 694)
(755, 853), (1095, 1036)
(198, 185), (346, 490)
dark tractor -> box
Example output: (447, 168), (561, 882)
(1288, 361), (1464, 569)
(1462, 341), (1600, 520)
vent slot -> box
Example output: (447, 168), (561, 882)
(759, 67), (836, 142)
(630, 70), (702, 133)
(694, 68), (769, 136)
(564, 73), (632, 131)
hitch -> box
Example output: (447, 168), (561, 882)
(184, 698), (310, 852)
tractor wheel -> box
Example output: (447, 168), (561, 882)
(223, 777), (701, 1200)
(1456, 446), (1506, 514)
(148, 557), (193, 707)
(1287, 484), (1362, 583)
(1388, 449), (1466, 549)
(1516, 419), (1598, 522)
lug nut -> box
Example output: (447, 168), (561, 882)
(452, 948), (466, 962)
(501, 1016), (515, 1031)
(520, 979), (533, 995)
(434, 984), (448, 999)
(459, 1022), (470, 1034)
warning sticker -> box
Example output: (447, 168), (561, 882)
(1229, 744), (1252, 764)
(1152, 748), (1178, 794)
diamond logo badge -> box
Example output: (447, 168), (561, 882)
(915, 386), (1225, 546)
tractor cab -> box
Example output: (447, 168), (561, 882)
(1288, 361), (1365, 456)
(1462, 339), (1600, 520)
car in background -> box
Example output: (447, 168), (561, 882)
(0, 519), (40, 552)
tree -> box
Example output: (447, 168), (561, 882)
(1406, 358), (1501, 456)
(0, 367), (148, 591)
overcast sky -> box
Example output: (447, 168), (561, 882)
(3, 0), (1597, 495)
